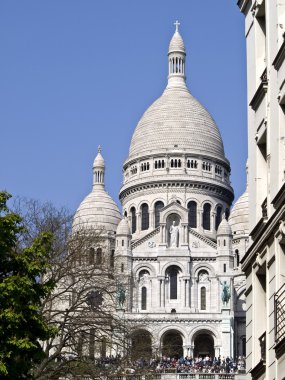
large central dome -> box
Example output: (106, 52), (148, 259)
(129, 86), (225, 160)
(128, 26), (226, 163)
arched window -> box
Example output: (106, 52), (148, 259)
(110, 250), (114, 268)
(89, 248), (95, 265)
(201, 287), (206, 310)
(96, 248), (102, 265)
(124, 210), (127, 217)
(235, 249), (240, 267)
(203, 203), (211, 230)
(167, 266), (180, 300)
(154, 201), (164, 228)
(141, 203), (149, 230)
(131, 207), (136, 234)
(225, 208), (230, 220)
(215, 206), (222, 230)
(141, 287), (147, 310)
(188, 201), (197, 228)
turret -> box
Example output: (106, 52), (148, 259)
(217, 217), (234, 273)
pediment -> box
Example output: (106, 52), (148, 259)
(188, 228), (217, 252)
(160, 201), (188, 224)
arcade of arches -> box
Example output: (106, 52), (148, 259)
(130, 329), (215, 359)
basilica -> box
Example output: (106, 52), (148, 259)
(73, 23), (249, 361)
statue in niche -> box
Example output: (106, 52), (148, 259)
(199, 271), (208, 282)
(221, 280), (231, 306)
(169, 220), (179, 247)
(116, 283), (126, 309)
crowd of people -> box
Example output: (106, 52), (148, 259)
(97, 355), (246, 375)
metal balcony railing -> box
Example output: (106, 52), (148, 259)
(275, 283), (285, 344)
(259, 332), (266, 362)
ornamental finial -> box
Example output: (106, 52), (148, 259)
(98, 145), (102, 154)
(174, 20), (180, 32)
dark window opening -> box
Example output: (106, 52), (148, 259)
(131, 207), (136, 234)
(96, 248), (102, 265)
(154, 201), (164, 228)
(201, 287), (206, 310)
(188, 201), (197, 228)
(141, 287), (147, 310)
(215, 206), (222, 230)
(141, 203), (149, 230)
(203, 203), (211, 230)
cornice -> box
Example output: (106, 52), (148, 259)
(249, 68), (268, 111)
(237, 0), (251, 13)
(241, 204), (285, 270)
(273, 36), (285, 71)
(119, 179), (234, 205)
(124, 151), (230, 170)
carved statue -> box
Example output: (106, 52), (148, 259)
(169, 221), (179, 247)
(221, 280), (231, 306)
(116, 283), (126, 309)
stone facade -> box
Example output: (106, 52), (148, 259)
(75, 23), (248, 362)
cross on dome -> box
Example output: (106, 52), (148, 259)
(174, 20), (180, 32)
(98, 145), (102, 154)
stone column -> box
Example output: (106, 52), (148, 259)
(137, 212), (141, 233)
(211, 212), (215, 232)
(149, 209), (154, 229)
(197, 208), (202, 228)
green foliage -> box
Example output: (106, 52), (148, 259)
(0, 192), (55, 379)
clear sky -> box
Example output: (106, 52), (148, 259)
(0, 1), (247, 213)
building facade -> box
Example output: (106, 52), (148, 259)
(237, 1), (285, 379)
(74, 24), (248, 362)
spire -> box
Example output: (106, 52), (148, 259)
(167, 20), (187, 89)
(93, 145), (105, 189)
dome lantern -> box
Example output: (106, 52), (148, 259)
(167, 20), (187, 89)
(93, 145), (105, 189)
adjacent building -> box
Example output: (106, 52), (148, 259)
(237, 1), (285, 379)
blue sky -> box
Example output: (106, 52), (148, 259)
(0, 1), (247, 213)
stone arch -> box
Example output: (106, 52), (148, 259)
(189, 326), (220, 348)
(130, 329), (153, 360)
(150, 197), (166, 209)
(133, 263), (155, 277)
(193, 263), (215, 279)
(193, 333), (215, 358)
(160, 261), (184, 277)
(159, 327), (186, 358)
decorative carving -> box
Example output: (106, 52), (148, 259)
(148, 241), (156, 248)
(192, 240), (200, 248)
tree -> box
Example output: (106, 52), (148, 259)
(0, 192), (55, 379)
(12, 197), (131, 380)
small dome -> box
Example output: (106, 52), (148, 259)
(229, 190), (249, 237)
(73, 189), (121, 233)
(116, 218), (131, 235)
(217, 218), (232, 236)
(169, 30), (185, 53)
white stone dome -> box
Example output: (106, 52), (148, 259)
(128, 86), (225, 161)
(73, 190), (121, 233)
(116, 218), (131, 235)
(73, 147), (121, 233)
(229, 190), (249, 237)
(217, 218), (232, 236)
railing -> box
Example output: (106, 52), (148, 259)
(259, 332), (266, 362)
(275, 283), (285, 344)
(109, 373), (236, 380)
